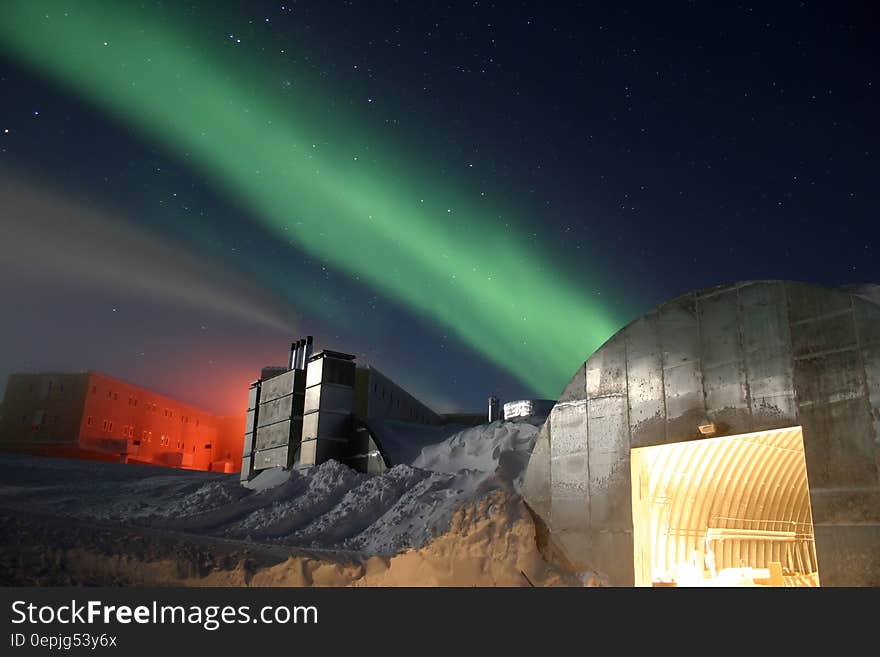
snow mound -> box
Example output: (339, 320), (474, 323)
(290, 464), (434, 546)
(345, 468), (480, 554)
(0, 418), (546, 558)
(413, 418), (541, 480)
(153, 480), (243, 518)
(231, 460), (366, 538)
(244, 466), (293, 492)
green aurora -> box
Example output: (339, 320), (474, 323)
(0, 1), (624, 397)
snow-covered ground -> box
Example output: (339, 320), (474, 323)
(0, 418), (543, 558)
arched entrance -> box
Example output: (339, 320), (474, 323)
(630, 426), (819, 586)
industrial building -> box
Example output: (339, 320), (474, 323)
(0, 371), (242, 472)
(522, 280), (880, 586)
(243, 337), (460, 480)
(503, 399), (555, 421)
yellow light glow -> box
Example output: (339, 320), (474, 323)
(630, 427), (820, 587)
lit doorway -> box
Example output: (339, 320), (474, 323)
(630, 426), (819, 587)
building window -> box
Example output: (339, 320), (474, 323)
(91, 385), (96, 395)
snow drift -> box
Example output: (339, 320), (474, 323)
(0, 419), (538, 550)
(0, 417), (582, 585)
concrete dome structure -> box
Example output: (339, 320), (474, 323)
(522, 280), (880, 586)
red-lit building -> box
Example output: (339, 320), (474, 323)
(0, 371), (242, 472)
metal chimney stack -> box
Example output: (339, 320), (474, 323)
(293, 339), (306, 370)
(296, 339), (305, 369)
(488, 396), (500, 423)
(302, 335), (314, 369)
(286, 336), (317, 371)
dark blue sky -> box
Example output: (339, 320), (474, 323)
(0, 1), (877, 414)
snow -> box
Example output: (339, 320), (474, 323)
(413, 417), (542, 476)
(844, 283), (880, 305)
(244, 464), (298, 492)
(0, 417), (545, 558)
(358, 418), (469, 465)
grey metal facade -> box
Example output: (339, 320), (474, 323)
(355, 366), (442, 426)
(247, 368), (306, 474)
(521, 280), (880, 585)
(301, 350), (356, 467)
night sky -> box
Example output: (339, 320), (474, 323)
(0, 1), (876, 416)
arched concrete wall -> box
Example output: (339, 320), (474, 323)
(521, 280), (880, 585)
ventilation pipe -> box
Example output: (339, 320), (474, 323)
(294, 339), (303, 370)
(292, 339), (301, 370)
(287, 341), (299, 370)
(488, 396), (500, 423)
(302, 335), (314, 368)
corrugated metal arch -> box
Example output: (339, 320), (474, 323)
(631, 426), (817, 583)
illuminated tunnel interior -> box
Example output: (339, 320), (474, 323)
(630, 427), (819, 587)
